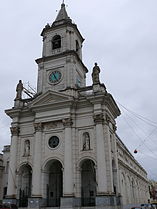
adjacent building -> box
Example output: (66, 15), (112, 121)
(0, 153), (4, 202)
(150, 181), (157, 202)
(0, 145), (10, 203)
(1, 3), (149, 209)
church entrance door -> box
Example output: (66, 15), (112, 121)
(81, 160), (96, 206)
(18, 164), (32, 207)
(47, 160), (63, 207)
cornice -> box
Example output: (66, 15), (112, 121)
(35, 50), (88, 73)
(116, 137), (147, 174)
(103, 93), (121, 119)
(118, 159), (148, 183)
(41, 22), (84, 43)
(5, 108), (22, 119)
(30, 99), (74, 113)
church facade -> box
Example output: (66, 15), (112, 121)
(2, 3), (149, 209)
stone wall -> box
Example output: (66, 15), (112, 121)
(117, 136), (149, 207)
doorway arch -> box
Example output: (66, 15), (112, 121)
(45, 160), (63, 207)
(18, 164), (32, 207)
(81, 159), (96, 206)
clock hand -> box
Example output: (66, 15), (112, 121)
(52, 72), (58, 80)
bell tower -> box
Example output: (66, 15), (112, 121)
(36, 3), (88, 94)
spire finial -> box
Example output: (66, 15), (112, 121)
(54, 0), (71, 23)
(61, 0), (65, 7)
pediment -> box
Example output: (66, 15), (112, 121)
(30, 90), (73, 107)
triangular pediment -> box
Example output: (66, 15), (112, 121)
(30, 90), (73, 107)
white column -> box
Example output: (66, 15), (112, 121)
(112, 124), (120, 194)
(31, 123), (42, 197)
(7, 126), (19, 198)
(63, 118), (73, 196)
(94, 114), (107, 194)
(104, 119), (114, 193)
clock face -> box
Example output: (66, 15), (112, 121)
(48, 136), (59, 148)
(49, 71), (62, 83)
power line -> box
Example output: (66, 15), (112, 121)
(121, 109), (157, 150)
(117, 102), (157, 128)
(121, 114), (157, 159)
(116, 101), (157, 155)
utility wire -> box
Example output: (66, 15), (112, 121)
(135, 151), (157, 179)
(117, 102), (157, 154)
(117, 102), (157, 128)
(122, 114), (157, 159)
(121, 109), (157, 150)
(122, 110), (148, 137)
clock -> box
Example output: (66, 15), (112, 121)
(49, 71), (62, 84)
(48, 136), (59, 148)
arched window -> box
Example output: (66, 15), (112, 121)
(76, 40), (79, 52)
(52, 35), (61, 50)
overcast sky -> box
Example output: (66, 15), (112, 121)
(0, 0), (157, 180)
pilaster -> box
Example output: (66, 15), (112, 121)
(31, 123), (43, 198)
(104, 115), (114, 193)
(93, 113), (107, 194)
(62, 118), (74, 206)
(6, 126), (19, 199)
(112, 124), (120, 194)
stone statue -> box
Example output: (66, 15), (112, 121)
(92, 63), (100, 85)
(15, 80), (23, 100)
(83, 132), (90, 151)
(24, 140), (30, 156)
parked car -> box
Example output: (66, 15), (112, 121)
(140, 204), (156, 209)
(131, 207), (143, 209)
(0, 204), (18, 209)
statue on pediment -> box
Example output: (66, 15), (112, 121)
(15, 80), (23, 100)
(92, 63), (100, 85)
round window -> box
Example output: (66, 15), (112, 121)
(48, 136), (59, 148)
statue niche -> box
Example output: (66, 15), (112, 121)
(82, 132), (90, 151)
(24, 140), (30, 156)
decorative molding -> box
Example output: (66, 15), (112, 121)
(44, 122), (59, 130)
(113, 124), (117, 132)
(93, 113), (104, 124)
(34, 123), (43, 132)
(10, 126), (20, 136)
(105, 114), (111, 124)
(62, 118), (73, 128)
